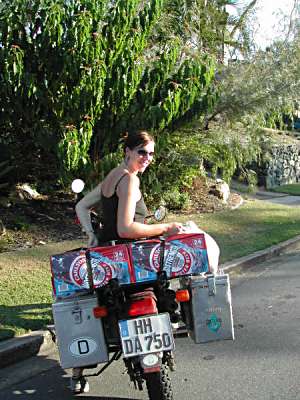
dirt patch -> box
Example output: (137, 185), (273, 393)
(186, 177), (243, 213)
(0, 195), (85, 253)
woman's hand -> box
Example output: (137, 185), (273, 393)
(87, 232), (99, 247)
(164, 222), (184, 236)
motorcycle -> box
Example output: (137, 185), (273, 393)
(51, 180), (230, 400)
(85, 253), (183, 399)
(70, 179), (183, 399)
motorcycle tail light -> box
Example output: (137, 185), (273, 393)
(128, 297), (157, 317)
(143, 366), (161, 373)
(141, 353), (161, 373)
(93, 306), (108, 318)
(176, 289), (190, 303)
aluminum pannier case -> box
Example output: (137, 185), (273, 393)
(181, 274), (235, 343)
(52, 294), (109, 369)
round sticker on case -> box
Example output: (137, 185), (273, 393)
(69, 337), (98, 357)
(69, 255), (89, 288)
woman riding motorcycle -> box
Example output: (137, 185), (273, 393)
(73, 129), (184, 393)
(73, 129), (220, 393)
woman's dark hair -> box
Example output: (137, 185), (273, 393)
(123, 130), (154, 151)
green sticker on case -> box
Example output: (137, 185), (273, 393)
(207, 313), (221, 332)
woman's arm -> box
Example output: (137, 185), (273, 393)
(117, 175), (182, 239)
(75, 184), (101, 246)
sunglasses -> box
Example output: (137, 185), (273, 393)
(136, 149), (154, 157)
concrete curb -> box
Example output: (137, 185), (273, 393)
(0, 329), (54, 369)
(220, 234), (300, 272)
(2, 234), (300, 369)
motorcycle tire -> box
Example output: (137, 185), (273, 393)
(145, 364), (174, 400)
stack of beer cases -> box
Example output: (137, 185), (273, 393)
(50, 234), (210, 299)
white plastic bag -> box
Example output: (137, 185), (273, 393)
(182, 221), (220, 274)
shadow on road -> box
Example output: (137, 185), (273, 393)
(80, 397), (140, 400)
(2, 356), (143, 400)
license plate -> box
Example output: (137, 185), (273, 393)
(119, 313), (175, 358)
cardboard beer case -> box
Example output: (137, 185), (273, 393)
(128, 239), (162, 283)
(50, 244), (134, 299)
(50, 248), (91, 299)
(165, 233), (210, 277)
(87, 244), (133, 288)
(128, 233), (210, 283)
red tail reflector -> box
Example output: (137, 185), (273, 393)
(143, 366), (161, 373)
(128, 297), (157, 317)
(93, 306), (108, 318)
(176, 289), (190, 303)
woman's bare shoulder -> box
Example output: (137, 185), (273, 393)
(118, 172), (139, 188)
(116, 174), (140, 200)
(101, 168), (138, 196)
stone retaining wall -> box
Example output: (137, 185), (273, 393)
(260, 144), (300, 188)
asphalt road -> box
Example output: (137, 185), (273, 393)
(1, 248), (300, 400)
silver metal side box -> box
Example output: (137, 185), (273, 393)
(52, 295), (108, 369)
(182, 274), (235, 343)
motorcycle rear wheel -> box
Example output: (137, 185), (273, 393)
(145, 364), (174, 400)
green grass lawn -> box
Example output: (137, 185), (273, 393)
(172, 199), (300, 262)
(271, 184), (300, 196)
(0, 240), (84, 341)
(1, 198), (300, 341)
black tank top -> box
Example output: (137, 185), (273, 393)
(100, 174), (148, 241)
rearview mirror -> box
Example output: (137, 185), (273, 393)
(153, 205), (167, 222)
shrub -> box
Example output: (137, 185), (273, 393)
(162, 189), (191, 210)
